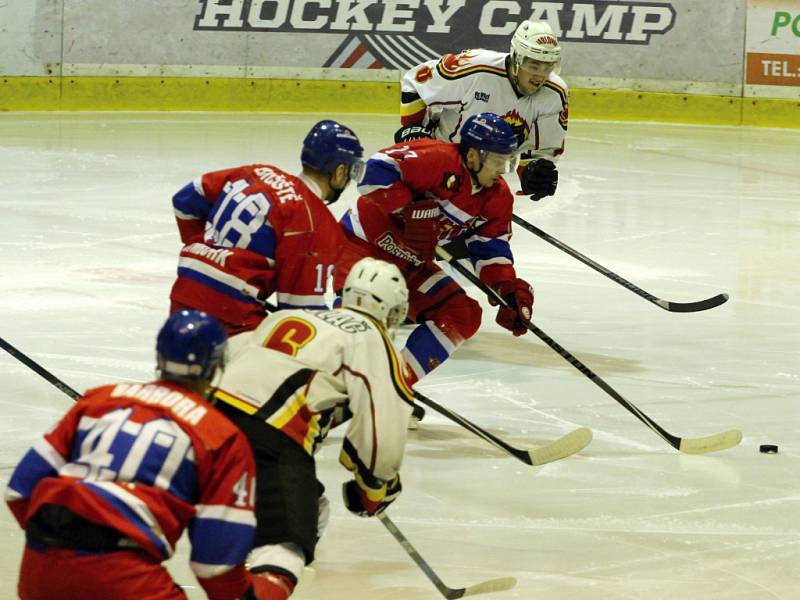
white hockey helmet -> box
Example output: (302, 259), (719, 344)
(510, 21), (561, 67)
(342, 257), (409, 329)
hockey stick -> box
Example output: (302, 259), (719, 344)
(0, 336), (82, 401)
(415, 390), (591, 466)
(378, 513), (516, 599)
(436, 245), (742, 454)
(511, 214), (729, 313)
(267, 301), (589, 463)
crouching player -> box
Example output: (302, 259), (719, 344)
(5, 311), (265, 599)
(212, 257), (415, 599)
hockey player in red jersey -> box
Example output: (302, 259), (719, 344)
(397, 20), (566, 203)
(169, 120), (364, 334)
(4, 310), (264, 600)
(211, 257), (414, 599)
(335, 113), (535, 384)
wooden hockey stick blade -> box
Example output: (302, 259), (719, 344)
(678, 429), (743, 454)
(658, 293), (729, 313)
(436, 246), (742, 455)
(445, 576), (518, 599)
(415, 391), (590, 465)
(510, 215), (729, 313)
(378, 513), (517, 600)
(529, 427), (592, 465)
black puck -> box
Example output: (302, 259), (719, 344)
(759, 444), (778, 454)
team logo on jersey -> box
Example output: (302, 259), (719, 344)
(503, 110), (530, 147)
(442, 173), (460, 191)
(441, 51), (476, 72)
(415, 66), (433, 83)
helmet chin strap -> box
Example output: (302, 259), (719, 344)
(326, 172), (345, 204)
(464, 151), (485, 186)
(468, 165), (481, 186)
(506, 56), (524, 96)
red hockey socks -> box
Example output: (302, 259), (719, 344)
(251, 572), (296, 600)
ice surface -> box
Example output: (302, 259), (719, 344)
(1, 113), (798, 599)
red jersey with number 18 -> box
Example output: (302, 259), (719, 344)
(169, 164), (344, 334)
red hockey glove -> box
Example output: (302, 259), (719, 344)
(491, 278), (534, 336)
(402, 199), (440, 262)
(342, 475), (402, 518)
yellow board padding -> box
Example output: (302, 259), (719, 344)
(1, 76), (398, 113)
(741, 96), (800, 128)
(0, 77), (61, 111)
(1, 76), (798, 129)
(569, 88), (745, 126)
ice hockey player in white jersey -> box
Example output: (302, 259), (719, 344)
(211, 257), (414, 600)
(398, 20), (567, 203)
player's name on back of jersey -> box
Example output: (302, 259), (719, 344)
(253, 166), (303, 203)
(110, 383), (209, 426)
(309, 309), (370, 333)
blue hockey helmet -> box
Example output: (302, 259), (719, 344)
(459, 113), (518, 157)
(301, 120), (365, 179)
(156, 310), (228, 381)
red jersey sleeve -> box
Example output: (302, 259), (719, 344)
(4, 388), (105, 527)
(191, 430), (257, 600)
(468, 179), (518, 287)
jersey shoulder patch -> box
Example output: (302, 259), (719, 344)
(436, 51), (507, 81)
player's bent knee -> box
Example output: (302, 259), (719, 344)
(445, 293), (482, 340)
(249, 542), (306, 585)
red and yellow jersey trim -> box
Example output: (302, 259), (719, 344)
(362, 314), (414, 403)
(214, 371), (320, 455)
(265, 388), (319, 454)
(543, 80), (568, 106)
(214, 389), (259, 416)
(543, 81), (569, 130)
(400, 98), (427, 119)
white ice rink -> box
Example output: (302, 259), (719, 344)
(1, 112), (798, 599)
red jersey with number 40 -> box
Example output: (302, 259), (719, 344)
(170, 164), (344, 333)
(5, 380), (257, 599)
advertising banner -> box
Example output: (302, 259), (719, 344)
(745, 0), (800, 96)
(1, 1), (745, 95)
(194, 0), (678, 68)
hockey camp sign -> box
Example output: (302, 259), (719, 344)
(194, 1), (677, 69)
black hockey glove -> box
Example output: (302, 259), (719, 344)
(394, 124), (434, 144)
(520, 159), (558, 201)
